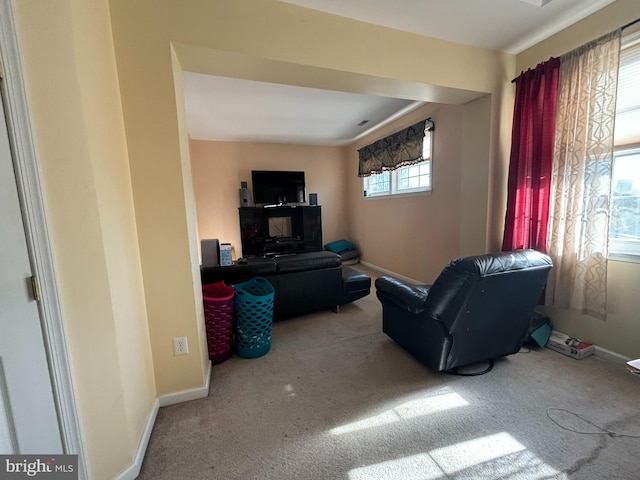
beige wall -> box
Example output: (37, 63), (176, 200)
(516, 0), (640, 72)
(460, 95), (494, 256)
(13, 0), (155, 478)
(107, 0), (513, 404)
(12, 0), (510, 473)
(109, 3), (211, 397)
(516, 0), (640, 359)
(540, 261), (640, 359)
(194, 97), (492, 286)
(191, 141), (348, 257)
(347, 103), (465, 283)
(171, 48), (212, 392)
(18, 0), (639, 476)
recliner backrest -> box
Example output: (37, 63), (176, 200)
(423, 250), (553, 335)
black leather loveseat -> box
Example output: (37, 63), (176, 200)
(375, 249), (552, 372)
(201, 251), (371, 319)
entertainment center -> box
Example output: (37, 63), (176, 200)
(239, 205), (322, 257)
(238, 169), (322, 258)
(200, 170), (371, 320)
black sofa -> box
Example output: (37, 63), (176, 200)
(375, 249), (552, 372)
(201, 251), (371, 319)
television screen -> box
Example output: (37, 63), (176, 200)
(251, 170), (306, 205)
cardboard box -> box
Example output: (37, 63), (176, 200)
(545, 330), (594, 359)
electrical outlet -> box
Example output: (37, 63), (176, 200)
(173, 336), (189, 355)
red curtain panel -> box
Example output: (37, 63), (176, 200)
(502, 57), (560, 253)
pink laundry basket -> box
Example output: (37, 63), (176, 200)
(202, 281), (235, 364)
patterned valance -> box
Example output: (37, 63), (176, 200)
(358, 118), (434, 177)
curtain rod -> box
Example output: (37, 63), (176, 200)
(511, 17), (640, 84)
(622, 17), (640, 31)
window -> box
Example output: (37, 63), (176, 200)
(610, 148), (640, 257)
(363, 132), (432, 198)
(609, 31), (640, 260)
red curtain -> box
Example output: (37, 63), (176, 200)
(502, 58), (560, 253)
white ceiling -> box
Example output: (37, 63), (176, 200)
(183, 0), (615, 147)
(183, 74), (423, 147)
(280, 0), (615, 54)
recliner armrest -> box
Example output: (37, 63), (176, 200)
(375, 276), (430, 314)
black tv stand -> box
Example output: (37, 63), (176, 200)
(239, 205), (322, 257)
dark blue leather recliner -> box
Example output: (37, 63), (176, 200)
(375, 250), (553, 372)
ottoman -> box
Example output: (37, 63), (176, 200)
(340, 266), (371, 304)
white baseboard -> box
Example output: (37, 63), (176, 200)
(594, 345), (631, 365)
(359, 261), (424, 285)
(158, 360), (212, 407)
(113, 398), (159, 480)
(113, 361), (212, 479)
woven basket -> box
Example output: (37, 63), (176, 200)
(202, 282), (235, 364)
(233, 277), (275, 359)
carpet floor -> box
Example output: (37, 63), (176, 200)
(138, 265), (640, 480)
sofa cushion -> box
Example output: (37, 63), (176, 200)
(274, 251), (341, 273)
(324, 239), (357, 254)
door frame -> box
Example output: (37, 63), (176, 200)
(0, 1), (87, 478)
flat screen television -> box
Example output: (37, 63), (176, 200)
(251, 170), (306, 205)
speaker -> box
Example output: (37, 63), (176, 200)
(239, 182), (251, 207)
(309, 193), (318, 206)
(201, 238), (220, 268)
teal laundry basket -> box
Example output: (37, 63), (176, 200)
(233, 277), (275, 358)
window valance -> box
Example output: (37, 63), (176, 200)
(358, 118), (434, 178)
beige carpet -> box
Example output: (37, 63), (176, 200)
(138, 265), (640, 479)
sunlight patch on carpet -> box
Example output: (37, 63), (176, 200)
(349, 453), (444, 480)
(330, 387), (468, 435)
(283, 383), (296, 398)
(348, 433), (565, 479)
(430, 432), (526, 473)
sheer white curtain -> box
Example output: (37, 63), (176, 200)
(545, 30), (622, 319)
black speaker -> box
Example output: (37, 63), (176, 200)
(201, 239), (220, 267)
(239, 181), (251, 207)
(309, 193), (318, 206)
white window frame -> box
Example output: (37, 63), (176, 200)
(608, 30), (640, 263)
(608, 147), (640, 262)
(362, 131), (433, 198)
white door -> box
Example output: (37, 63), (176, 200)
(0, 90), (63, 453)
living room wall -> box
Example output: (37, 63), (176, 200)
(190, 140), (349, 257)
(12, 0), (636, 477)
(13, 0), (156, 477)
(513, 0), (640, 359)
(346, 103), (466, 283)
(107, 0), (512, 428)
